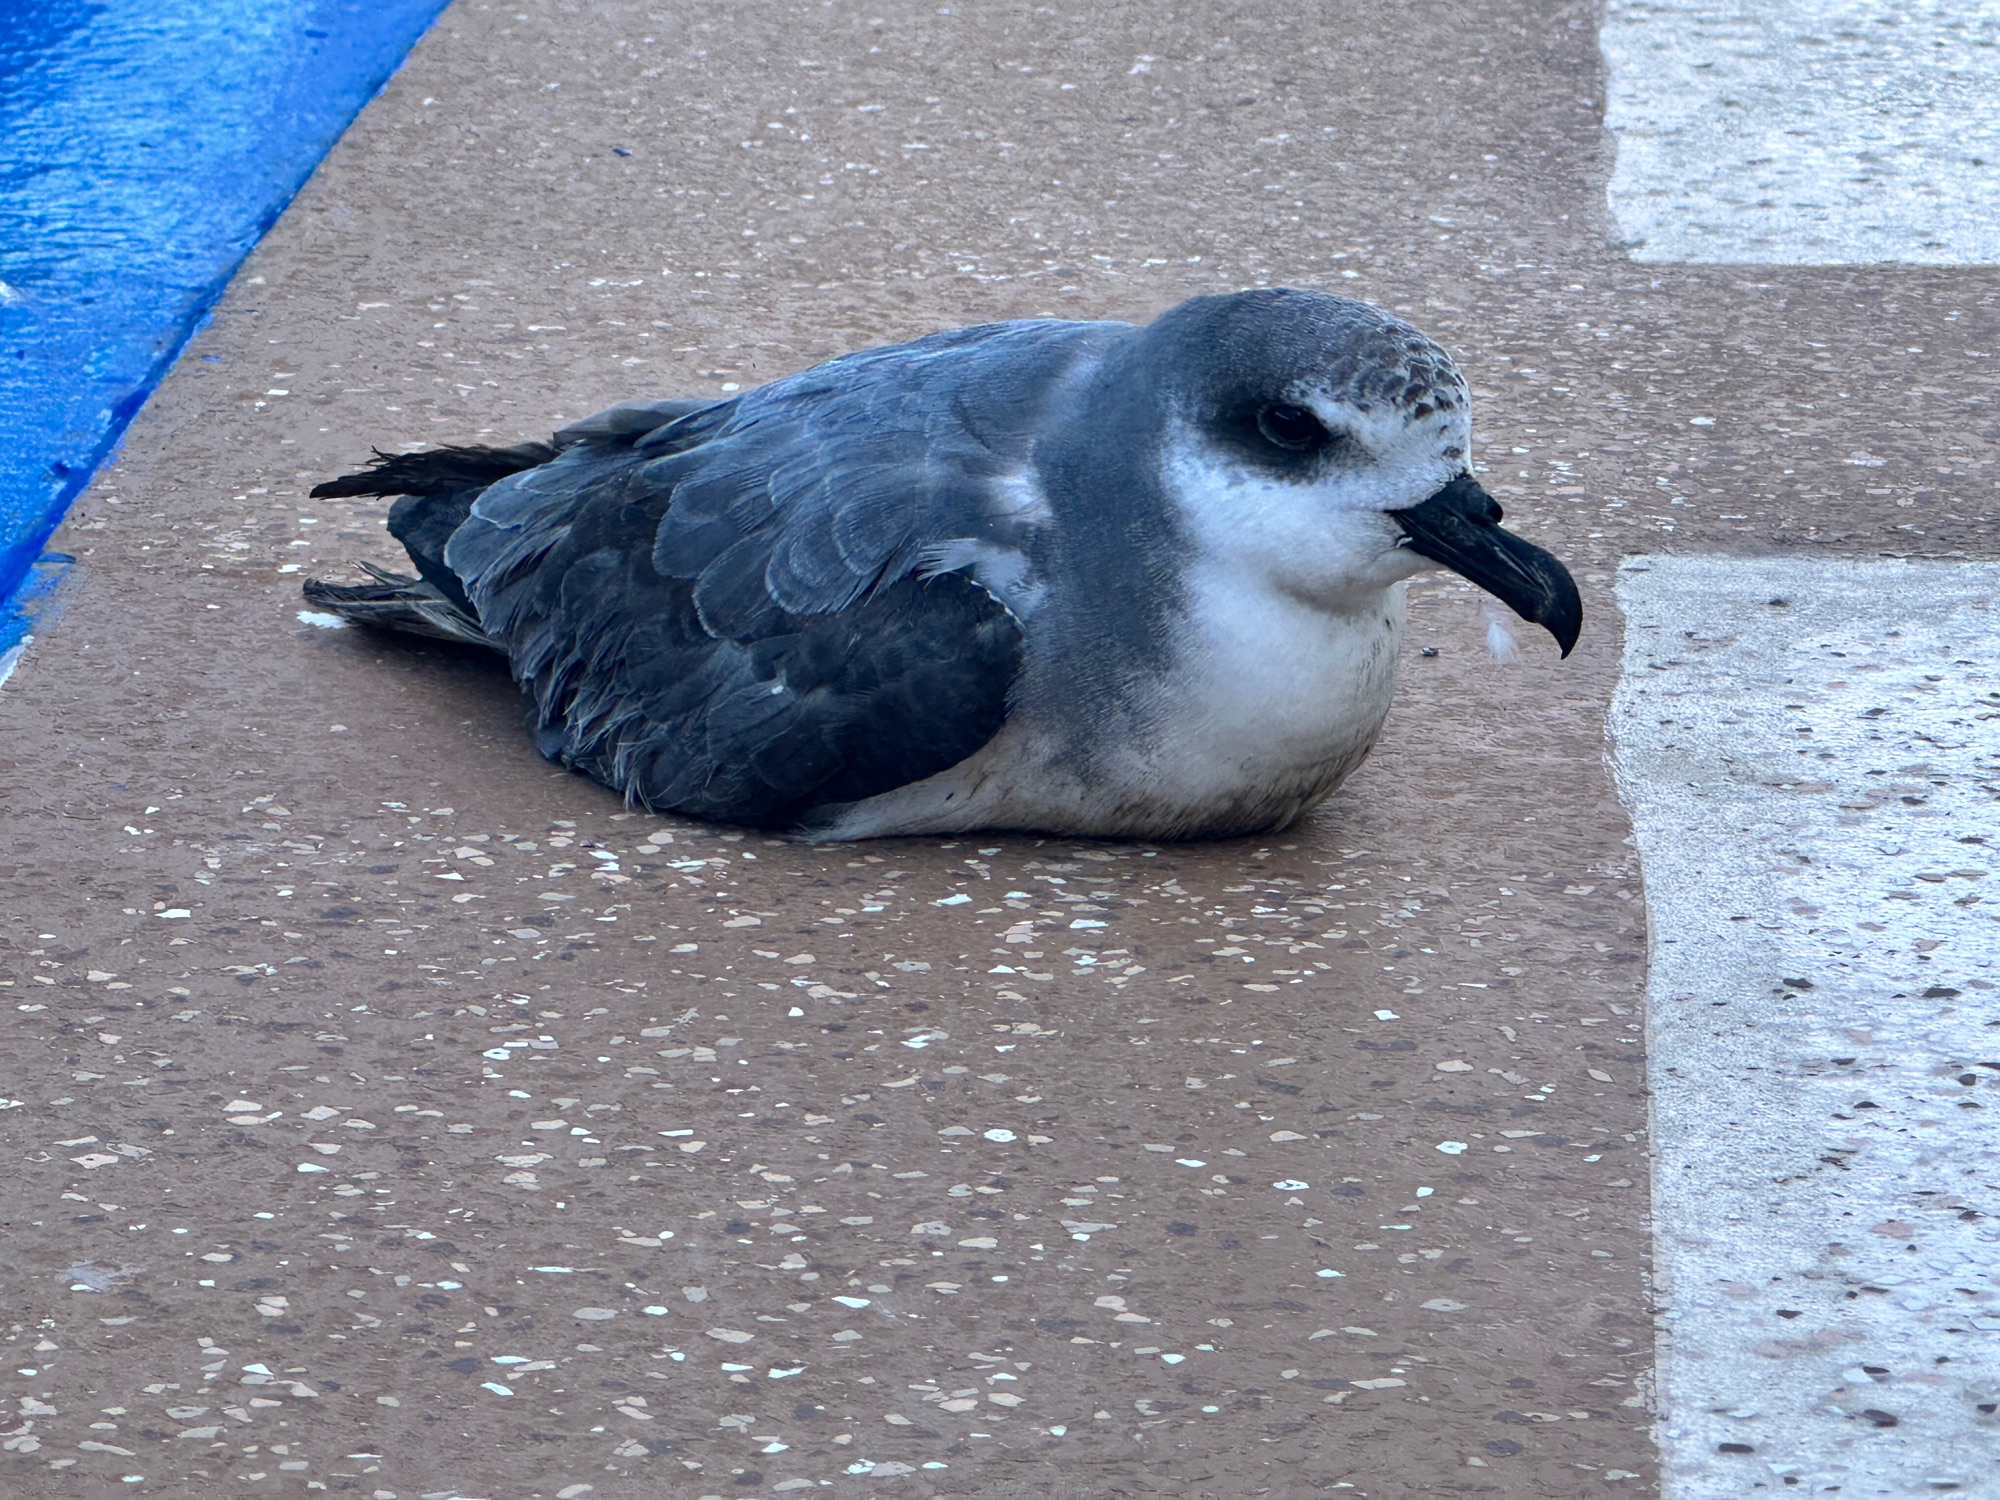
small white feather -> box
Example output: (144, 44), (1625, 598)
(1480, 598), (1522, 663)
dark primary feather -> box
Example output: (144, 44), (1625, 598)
(308, 441), (559, 500)
(316, 320), (1120, 826)
(300, 562), (493, 647)
(309, 441), (560, 616)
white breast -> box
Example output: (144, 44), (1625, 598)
(1095, 427), (1422, 825)
(1134, 561), (1406, 809)
(814, 560), (1406, 841)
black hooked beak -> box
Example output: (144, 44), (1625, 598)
(1392, 473), (1582, 658)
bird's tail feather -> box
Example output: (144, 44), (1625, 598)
(308, 441), (557, 626)
(308, 442), (557, 500)
(301, 562), (498, 649)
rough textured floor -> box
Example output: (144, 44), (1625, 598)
(1613, 557), (2000, 1494)
(1, 0), (1994, 1495)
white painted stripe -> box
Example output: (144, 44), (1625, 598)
(1610, 557), (2000, 1494)
(1602, 0), (2000, 264)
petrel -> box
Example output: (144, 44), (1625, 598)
(307, 289), (1580, 840)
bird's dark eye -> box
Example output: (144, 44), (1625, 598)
(1257, 402), (1331, 452)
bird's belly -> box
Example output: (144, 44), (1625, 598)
(1092, 578), (1406, 833)
(813, 583), (1405, 840)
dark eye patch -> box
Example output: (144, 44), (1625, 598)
(1257, 402), (1332, 452)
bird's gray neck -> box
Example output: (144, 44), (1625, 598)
(1017, 341), (1189, 758)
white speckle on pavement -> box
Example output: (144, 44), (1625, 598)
(1613, 557), (2000, 1493)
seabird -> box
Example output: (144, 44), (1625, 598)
(307, 288), (1580, 840)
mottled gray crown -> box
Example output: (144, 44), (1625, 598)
(1140, 288), (1467, 422)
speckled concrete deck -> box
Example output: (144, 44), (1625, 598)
(1602, 0), (2000, 265)
(1613, 557), (2000, 1494)
(1, 0), (1995, 1495)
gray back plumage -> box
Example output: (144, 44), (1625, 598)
(441, 318), (1125, 825)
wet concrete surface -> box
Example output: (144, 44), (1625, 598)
(1612, 557), (2000, 1494)
(1, 0), (1995, 1494)
(1602, 0), (2000, 266)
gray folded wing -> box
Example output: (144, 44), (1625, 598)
(443, 317), (1122, 825)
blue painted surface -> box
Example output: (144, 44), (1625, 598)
(0, 0), (451, 652)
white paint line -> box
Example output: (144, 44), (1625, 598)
(1602, 0), (2000, 264)
(1611, 556), (2000, 1494)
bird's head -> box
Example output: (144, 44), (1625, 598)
(1139, 288), (1580, 657)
